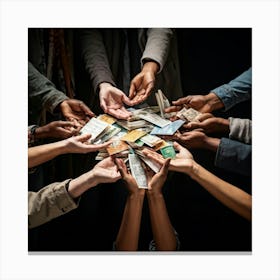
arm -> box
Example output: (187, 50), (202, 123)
(146, 159), (177, 250)
(211, 68), (252, 111)
(114, 159), (145, 251)
(79, 29), (116, 94)
(28, 134), (111, 168)
(129, 29), (173, 104)
(229, 118), (252, 144)
(190, 162), (251, 220)
(143, 142), (251, 220)
(28, 62), (68, 114)
(215, 138), (251, 176)
(29, 157), (121, 228)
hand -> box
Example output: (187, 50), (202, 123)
(183, 114), (230, 134)
(99, 83), (133, 119)
(64, 134), (112, 154)
(165, 93), (224, 114)
(143, 142), (195, 175)
(35, 120), (79, 139)
(90, 157), (121, 186)
(146, 158), (170, 195)
(115, 158), (145, 196)
(59, 99), (95, 126)
(129, 61), (159, 105)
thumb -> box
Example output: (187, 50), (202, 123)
(74, 134), (92, 143)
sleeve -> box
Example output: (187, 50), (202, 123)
(141, 28), (173, 73)
(215, 138), (251, 176)
(229, 117), (252, 144)
(28, 179), (79, 229)
(28, 62), (69, 114)
(211, 68), (252, 111)
(79, 29), (116, 94)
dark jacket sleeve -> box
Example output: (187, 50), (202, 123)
(215, 138), (251, 176)
(28, 62), (68, 114)
(79, 29), (116, 94)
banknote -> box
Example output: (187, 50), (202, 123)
(93, 125), (121, 144)
(97, 114), (117, 124)
(117, 119), (150, 130)
(106, 140), (129, 155)
(155, 89), (172, 118)
(177, 107), (201, 122)
(79, 117), (109, 143)
(138, 111), (171, 128)
(121, 129), (148, 142)
(140, 134), (162, 147)
(150, 119), (185, 135)
(160, 145), (176, 159)
(129, 154), (148, 189)
(135, 149), (162, 173)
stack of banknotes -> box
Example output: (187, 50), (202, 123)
(79, 90), (201, 189)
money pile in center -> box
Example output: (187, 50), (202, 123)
(80, 90), (201, 189)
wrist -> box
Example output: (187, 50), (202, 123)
(219, 118), (230, 134)
(142, 61), (159, 74)
(204, 136), (220, 152)
(99, 82), (113, 91)
(128, 190), (145, 201)
(146, 189), (163, 199)
(206, 92), (224, 111)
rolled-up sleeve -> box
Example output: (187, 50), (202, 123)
(28, 179), (79, 229)
(211, 68), (252, 111)
(215, 138), (251, 176)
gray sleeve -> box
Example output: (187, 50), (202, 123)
(141, 28), (173, 73)
(28, 62), (68, 114)
(28, 179), (79, 229)
(215, 138), (251, 176)
(211, 68), (252, 111)
(229, 117), (252, 144)
(79, 29), (116, 94)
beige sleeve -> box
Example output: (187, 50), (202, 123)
(28, 179), (78, 229)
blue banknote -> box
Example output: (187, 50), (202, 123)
(150, 119), (185, 135)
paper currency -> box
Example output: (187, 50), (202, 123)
(121, 129), (148, 142)
(138, 111), (171, 128)
(150, 119), (185, 135)
(117, 119), (150, 130)
(80, 117), (109, 143)
(97, 114), (117, 124)
(135, 149), (161, 173)
(155, 89), (173, 118)
(93, 125), (121, 144)
(177, 107), (201, 123)
(129, 154), (148, 189)
(106, 140), (129, 155)
(160, 145), (176, 159)
(140, 134), (162, 147)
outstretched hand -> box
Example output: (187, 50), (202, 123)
(99, 83), (133, 119)
(64, 134), (112, 154)
(129, 62), (158, 105)
(59, 99), (95, 126)
(115, 158), (145, 195)
(143, 142), (194, 175)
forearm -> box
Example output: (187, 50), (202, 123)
(187, 163), (252, 220)
(28, 140), (68, 168)
(147, 192), (177, 250)
(67, 170), (98, 198)
(28, 62), (68, 113)
(115, 193), (144, 251)
(79, 29), (115, 93)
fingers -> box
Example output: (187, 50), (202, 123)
(107, 108), (131, 120)
(79, 101), (95, 117)
(173, 141), (184, 152)
(74, 133), (92, 142)
(159, 158), (171, 176)
(183, 122), (203, 131)
(196, 113), (213, 122)
(164, 105), (182, 113)
(114, 158), (129, 179)
(172, 96), (189, 106)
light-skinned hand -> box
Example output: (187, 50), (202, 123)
(99, 82), (133, 119)
(129, 61), (158, 105)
